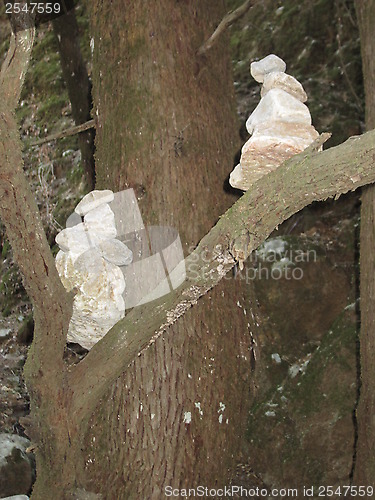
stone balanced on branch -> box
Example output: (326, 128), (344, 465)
(230, 54), (320, 190)
(55, 190), (133, 350)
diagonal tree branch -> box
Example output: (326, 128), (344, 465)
(197, 0), (262, 56)
(0, 22), (35, 108)
(29, 118), (95, 146)
(69, 129), (375, 419)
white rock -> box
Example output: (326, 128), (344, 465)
(1, 495), (30, 499)
(55, 224), (93, 261)
(261, 72), (307, 102)
(250, 54), (286, 83)
(246, 89), (311, 134)
(229, 123), (318, 191)
(230, 55), (319, 191)
(65, 248), (126, 349)
(244, 120), (319, 148)
(97, 239), (133, 266)
(83, 204), (117, 240)
(73, 247), (108, 276)
(1, 496), (29, 500)
(74, 249), (126, 298)
(55, 250), (79, 291)
(75, 189), (114, 216)
(56, 206), (117, 261)
(68, 296), (125, 350)
(229, 164), (244, 191)
(56, 190), (135, 350)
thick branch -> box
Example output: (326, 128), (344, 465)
(69, 129), (375, 418)
(0, 28), (73, 432)
(0, 27), (34, 108)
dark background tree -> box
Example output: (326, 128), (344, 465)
(52, 6), (95, 189)
(354, 0), (375, 485)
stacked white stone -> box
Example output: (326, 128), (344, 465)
(55, 190), (133, 350)
(230, 54), (319, 191)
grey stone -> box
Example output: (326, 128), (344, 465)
(0, 434), (33, 498)
(261, 71), (308, 102)
(75, 190), (114, 216)
(97, 239), (133, 266)
(250, 54), (286, 83)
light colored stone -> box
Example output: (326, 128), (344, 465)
(249, 120), (318, 143)
(74, 249), (126, 299)
(1, 496), (29, 500)
(0, 434), (33, 498)
(56, 205), (117, 261)
(250, 54), (286, 83)
(246, 89), (311, 134)
(83, 204), (117, 240)
(229, 123), (318, 191)
(55, 224), (92, 261)
(67, 304), (124, 350)
(56, 191), (132, 349)
(55, 250), (80, 291)
(230, 52), (319, 192)
(261, 72), (307, 102)
(65, 248), (126, 349)
(97, 239), (133, 266)
(56, 188), (187, 349)
(68, 295), (125, 350)
(75, 189), (114, 216)
(0, 328), (11, 339)
(229, 163), (245, 190)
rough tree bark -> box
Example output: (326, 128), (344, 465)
(84, 1), (258, 497)
(353, 0), (375, 485)
(2, 5), (375, 499)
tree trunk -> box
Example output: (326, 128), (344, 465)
(83, 0), (258, 496)
(353, 0), (375, 484)
(52, 7), (95, 189)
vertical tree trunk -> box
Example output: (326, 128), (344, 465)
(84, 1), (258, 496)
(354, 0), (375, 484)
(53, 7), (95, 189)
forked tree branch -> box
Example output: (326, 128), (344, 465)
(69, 129), (375, 419)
